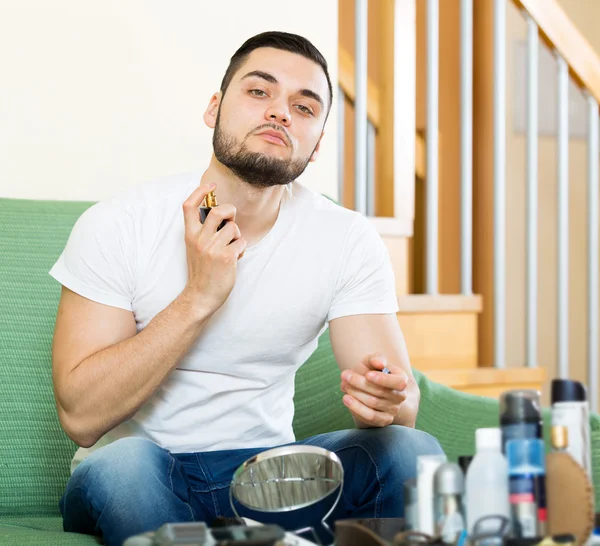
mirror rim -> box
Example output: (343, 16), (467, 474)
(230, 444), (345, 512)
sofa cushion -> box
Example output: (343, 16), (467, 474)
(0, 199), (94, 517)
(293, 331), (355, 439)
(0, 516), (98, 545)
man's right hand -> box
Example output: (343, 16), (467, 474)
(181, 182), (247, 314)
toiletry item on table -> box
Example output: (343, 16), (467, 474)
(433, 462), (466, 544)
(550, 379), (592, 479)
(416, 454), (447, 535)
(546, 425), (595, 545)
(506, 438), (546, 538)
(469, 515), (511, 546)
(403, 479), (418, 531)
(504, 534), (576, 546)
(500, 390), (543, 454)
(465, 428), (511, 540)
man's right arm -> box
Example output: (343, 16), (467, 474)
(52, 182), (247, 448)
(52, 286), (213, 448)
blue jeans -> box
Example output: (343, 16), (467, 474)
(59, 426), (443, 546)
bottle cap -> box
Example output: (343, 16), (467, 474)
(551, 425), (569, 450)
(433, 462), (464, 495)
(499, 390), (542, 424)
(458, 455), (474, 474)
(476, 428), (502, 451)
(551, 379), (587, 403)
(204, 191), (218, 208)
(506, 438), (545, 470)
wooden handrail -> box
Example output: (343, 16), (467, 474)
(338, 46), (381, 127)
(397, 294), (483, 313)
(513, 0), (600, 104)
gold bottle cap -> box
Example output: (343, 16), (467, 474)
(551, 425), (569, 449)
(205, 191), (217, 208)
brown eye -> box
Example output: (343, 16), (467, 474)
(295, 104), (314, 116)
(249, 89), (267, 97)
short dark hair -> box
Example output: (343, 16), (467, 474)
(219, 31), (333, 114)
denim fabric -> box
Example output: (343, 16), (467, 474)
(60, 426), (443, 545)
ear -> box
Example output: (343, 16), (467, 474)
(203, 92), (222, 129)
(309, 133), (324, 163)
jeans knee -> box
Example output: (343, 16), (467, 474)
(70, 437), (167, 496)
(388, 425), (443, 456)
(62, 438), (197, 545)
(353, 425), (444, 475)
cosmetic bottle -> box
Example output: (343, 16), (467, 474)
(465, 428), (510, 537)
(416, 454), (447, 535)
(551, 379), (592, 479)
(199, 190), (227, 231)
(500, 390), (543, 454)
(546, 424), (595, 543)
(433, 462), (466, 544)
(506, 438), (546, 538)
(404, 478), (418, 530)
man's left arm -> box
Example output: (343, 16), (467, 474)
(329, 312), (420, 429)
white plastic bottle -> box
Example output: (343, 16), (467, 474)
(465, 428), (511, 537)
(551, 379), (592, 480)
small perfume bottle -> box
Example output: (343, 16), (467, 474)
(199, 190), (227, 231)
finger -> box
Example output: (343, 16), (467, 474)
(344, 380), (406, 406)
(343, 384), (402, 413)
(340, 369), (390, 398)
(182, 183), (216, 229)
(214, 220), (241, 246)
(228, 237), (248, 260)
(365, 353), (387, 369)
(342, 395), (394, 427)
(201, 204), (237, 236)
(342, 369), (408, 403)
(365, 369), (409, 391)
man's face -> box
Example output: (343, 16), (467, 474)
(205, 47), (330, 188)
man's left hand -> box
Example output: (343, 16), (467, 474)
(340, 354), (408, 427)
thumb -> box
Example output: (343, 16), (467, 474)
(365, 353), (387, 371)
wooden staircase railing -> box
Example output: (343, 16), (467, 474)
(338, 46), (427, 186)
(513, 0), (600, 102)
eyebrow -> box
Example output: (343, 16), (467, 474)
(240, 70), (325, 110)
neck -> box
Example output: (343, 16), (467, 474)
(200, 155), (287, 245)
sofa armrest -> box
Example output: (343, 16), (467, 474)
(589, 413), (600, 507)
(414, 370), (499, 462)
(414, 370), (600, 507)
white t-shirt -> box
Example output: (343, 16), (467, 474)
(49, 170), (399, 471)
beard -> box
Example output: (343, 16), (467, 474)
(213, 115), (315, 189)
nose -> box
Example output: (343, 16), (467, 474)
(265, 102), (291, 126)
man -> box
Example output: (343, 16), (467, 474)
(50, 31), (443, 545)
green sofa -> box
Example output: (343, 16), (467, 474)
(1, 197), (599, 545)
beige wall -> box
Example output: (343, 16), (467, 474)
(505, 1), (600, 399)
(0, 1), (338, 201)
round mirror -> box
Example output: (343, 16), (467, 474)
(230, 445), (344, 513)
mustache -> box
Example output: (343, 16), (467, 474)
(249, 123), (292, 148)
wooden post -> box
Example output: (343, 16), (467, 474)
(473, 0), (495, 367)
